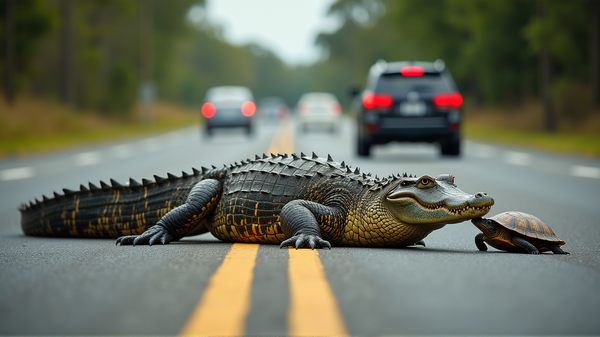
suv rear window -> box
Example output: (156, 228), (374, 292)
(375, 73), (450, 95)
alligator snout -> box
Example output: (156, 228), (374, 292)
(475, 192), (488, 198)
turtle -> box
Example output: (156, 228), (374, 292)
(471, 211), (568, 254)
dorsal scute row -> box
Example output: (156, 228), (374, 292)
(19, 166), (206, 211)
(226, 152), (407, 192)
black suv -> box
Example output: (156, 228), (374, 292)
(352, 60), (462, 156)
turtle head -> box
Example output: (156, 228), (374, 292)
(385, 174), (494, 226)
(471, 217), (499, 237)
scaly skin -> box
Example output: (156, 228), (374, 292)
(20, 153), (494, 249)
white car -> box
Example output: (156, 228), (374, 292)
(296, 92), (342, 133)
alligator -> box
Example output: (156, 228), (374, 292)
(20, 153), (494, 249)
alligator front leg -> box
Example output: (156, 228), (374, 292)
(279, 200), (341, 249)
(116, 179), (221, 246)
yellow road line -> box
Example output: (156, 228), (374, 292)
(273, 122), (348, 335)
(287, 247), (348, 336)
(181, 122), (348, 336)
(179, 243), (259, 336)
(267, 122), (294, 154)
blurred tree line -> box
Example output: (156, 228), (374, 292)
(317, 0), (600, 131)
(0, 0), (299, 116)
(1, 0), (598, 132)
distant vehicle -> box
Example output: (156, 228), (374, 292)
(296, 92), (342, 133)
(257, 96), (289, 121)
(351, 60), (462, 156)
(201, 86), (256, 136)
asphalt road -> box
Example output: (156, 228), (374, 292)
(1, 117), (599, 335)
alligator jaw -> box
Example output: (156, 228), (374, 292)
(385, 174), (494, 225)
(390, 196), (494, 225)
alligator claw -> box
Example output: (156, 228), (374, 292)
(116, 225), (172, 246)
(280, 234), (331, 249)
(116, 236), (135, 246)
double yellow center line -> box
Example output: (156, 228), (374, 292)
(180, 123), (347, 336)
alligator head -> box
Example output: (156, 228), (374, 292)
(385, 174), (494, 225)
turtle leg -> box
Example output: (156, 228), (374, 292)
(511, 236), (540, 254)
(475, 233), (488, 251)
(547, 243), (569, 255)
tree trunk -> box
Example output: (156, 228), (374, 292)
(539, 1), (555, 132)
(3, 0), (15, 104)
(139, 0), (154, 125)
(592, 0), (600, 108)
(60, 0), (75, 106)
(540, 51), (555, 131)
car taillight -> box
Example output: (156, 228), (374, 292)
(201, 102), (216, 118)
(400, 66), (425, 76)
(362, 93), (393, 110)
(433, 92), (463, 110)
(241, 101), (256, 117)
(330, 102), (342, 115)
(297, 103), (306, 115)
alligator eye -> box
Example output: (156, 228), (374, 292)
(417, 178), (435, 188)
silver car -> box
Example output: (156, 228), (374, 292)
(201, 86), (256, 136)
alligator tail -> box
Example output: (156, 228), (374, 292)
(20, 169), (205, 238)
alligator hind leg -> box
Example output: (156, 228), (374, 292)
(279, 200), (339, 249)
(117, 179), (222, 246)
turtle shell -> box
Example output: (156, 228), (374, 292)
(490, 211), (565, 245)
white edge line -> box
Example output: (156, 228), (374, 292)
(0, 166), (35, 181)
(570, 165), (600, 179)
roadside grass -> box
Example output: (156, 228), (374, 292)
(0, 96), (199, 159)
(463, 100), (600, 158)
(463, 123), (600, 158)
(2, 96), (599, 160)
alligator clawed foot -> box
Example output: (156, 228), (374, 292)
(116, 225), (173, 246)
(279, 234), (331, 250)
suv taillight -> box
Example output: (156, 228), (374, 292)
(363, 93), (393, 110)
(433, 92), (463, 110)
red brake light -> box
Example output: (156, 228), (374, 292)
(241, 101), (256, 117)
(432, 92), (463, 110)
(363, 93), (394, 110)
(400, 66), (425, 76)
(330, 102), (342, 115)
(201, 102), (216, 118)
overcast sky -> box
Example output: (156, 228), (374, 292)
(192, 0), (341, 66)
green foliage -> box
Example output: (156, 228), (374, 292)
(0, 0), (55, 91)
(6, 0), (595, 125)
(315, 0), (593, 112)
(103, 61), (136, 114)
